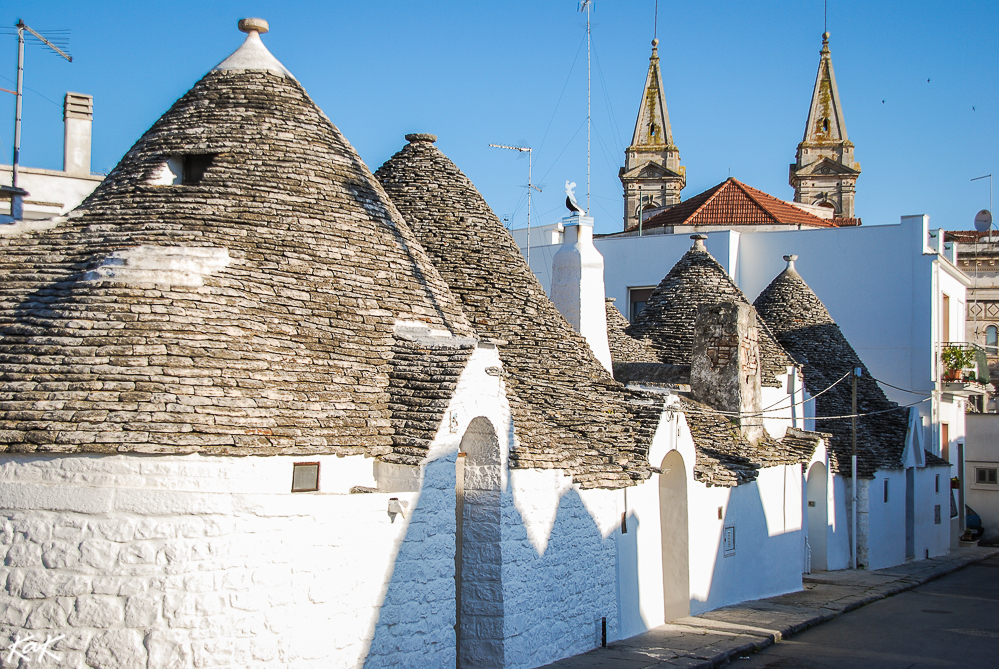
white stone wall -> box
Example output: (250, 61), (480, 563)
(0, 451), (440, 669)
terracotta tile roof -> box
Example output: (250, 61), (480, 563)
(629, 178), (861, 233)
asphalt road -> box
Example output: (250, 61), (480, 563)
(734, 556), (999, 669)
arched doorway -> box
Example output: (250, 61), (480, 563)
(806, 462), (828, 571)
(455, 417), (502, 669)
(659, 450), (689, 621)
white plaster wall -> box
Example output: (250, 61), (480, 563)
(686, 465), (804, 615)
(865, 469), (907, 570)
(827, 474), (851, 571)
(913, 466), (951, 559)
(0, 166), (102, 219)
(966, 414), (999, 540)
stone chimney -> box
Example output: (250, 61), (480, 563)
(63, 92), (93, 175)
(550, 212), (613, 372)
(691, 302), (765, 444)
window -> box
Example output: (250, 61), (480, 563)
(941, 294), (950, 343)
(976, 467), (998, 485)
(291, 462), (320, 492)
(723, 526), (736, 557)
(941, 423), (950, 462)
(987, 325), (998, 355)
(628, 287), (656, 322)
(935, 474), (940, 494)
(182, 154), (215, 185)
(883, 478), (889, 503)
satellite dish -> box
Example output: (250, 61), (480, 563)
(974, 209), (993, 232)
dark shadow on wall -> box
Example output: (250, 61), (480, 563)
(362, 455), (458, 669)
(694, 475), (804, 616)
(361, 458), (616, 669)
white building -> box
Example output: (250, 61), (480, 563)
(1, 92), (103, 222)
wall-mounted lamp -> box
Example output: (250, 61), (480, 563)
(388, 498), (408, 522)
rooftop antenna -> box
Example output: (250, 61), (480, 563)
(824, 0), (828, 34)
(579, 0), (592, 213)
(9, 19), (72, 218)
(489, 143), (542, 266)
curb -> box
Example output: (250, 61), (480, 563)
(699, 549), (999, 668)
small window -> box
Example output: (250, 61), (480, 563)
(976, 467), (998, 485)
(883, 478), (889, 503)
(934, 505), (941, 525)
(629, 287), (656, 322)
(987, 325), (998, 355)
(182, 154), (215, 185)
(821, 118), (829, 134)
(935, 474), (940, 494)
(291, 462), (320, 492)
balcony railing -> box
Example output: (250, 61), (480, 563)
(938, 341), (990, 395)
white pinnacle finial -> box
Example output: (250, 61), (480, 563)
(238, 18), (269, 34)
(783, 254), (799, 272)
(212, 17), (294, 79)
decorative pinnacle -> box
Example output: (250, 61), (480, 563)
(691, 234), (708, 251)
(821, 31), (830, 53)
(238, 18), (269, 35)
(651, 38), (659, 58)
(783, 254), (799, 272)
(405, 133), (437, 144)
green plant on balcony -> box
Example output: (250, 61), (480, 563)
(942, 345), (976, 381)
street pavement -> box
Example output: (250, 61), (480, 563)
(539, 547), (999, 669)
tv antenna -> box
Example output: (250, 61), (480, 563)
(9, 19), (73, 216)
(579, 0), (592, 213)
(489, 143), (542, 266)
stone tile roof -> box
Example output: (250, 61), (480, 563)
(753, 263), (908, 477)
(924, 450), (951, 468)
(605, 298), (659, 364)
(628, 178), (861, 234)
(376, 135), (660, 488)
(0, 43), (475, 458)
(624, 239), (793, 387)
(674, 400), (821, 487)
(384, 338), (475, 464)
(607, 298), (813, 487)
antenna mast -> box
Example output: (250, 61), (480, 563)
(489, 143), (542, 266)
(9, 19), (72, 217)
(579, 0), (592, 213)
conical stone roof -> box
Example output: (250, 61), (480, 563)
(376, 135), (659, 488)
(0, 27), (474, 457)
(624, 238), (792, 387)
(754, 260), (907, 476)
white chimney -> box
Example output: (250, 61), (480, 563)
(63, 92), (93, 176)
(551, 213), (613, 372)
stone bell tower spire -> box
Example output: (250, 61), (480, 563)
(620, 38), (685, 231)
(789, 32), (861, 219)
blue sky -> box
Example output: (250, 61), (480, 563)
(1, 1), (996, 235)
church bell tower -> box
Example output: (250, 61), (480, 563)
(789, 32), (860, 219)
(620, 38), (685, 231)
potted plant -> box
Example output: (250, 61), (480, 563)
(942, 345), (975, 381)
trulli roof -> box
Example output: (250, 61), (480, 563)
(0, 30), (474, 459)
(376, 135), (660, 488)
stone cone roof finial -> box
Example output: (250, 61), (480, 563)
(783, 254), (799, 274)
(690, 234), (708, 251)
(213, 17), (294, 79)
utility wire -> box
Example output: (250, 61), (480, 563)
(870, 376), (933, 397)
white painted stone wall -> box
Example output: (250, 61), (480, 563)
(913, 465), (951, 559)
(0, 166), (102, 220)
(615, 404), (807, 636)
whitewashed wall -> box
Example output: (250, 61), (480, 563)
(865, 469), (907, 570)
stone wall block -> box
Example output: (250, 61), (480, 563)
(69, 595), (125, 628)
(86, 629), (147, 669)
(117, 541), (157, 567)
(25, 598), (69, 628)
(5, 542), (42, 567)
(92, 519), (137, 543)
(0, 595), (31, 626)
(145, 628), (192, 669)
(40, 540), (82, 570)
(81, 539), (120, 571)
(124, 593), (162, 627)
